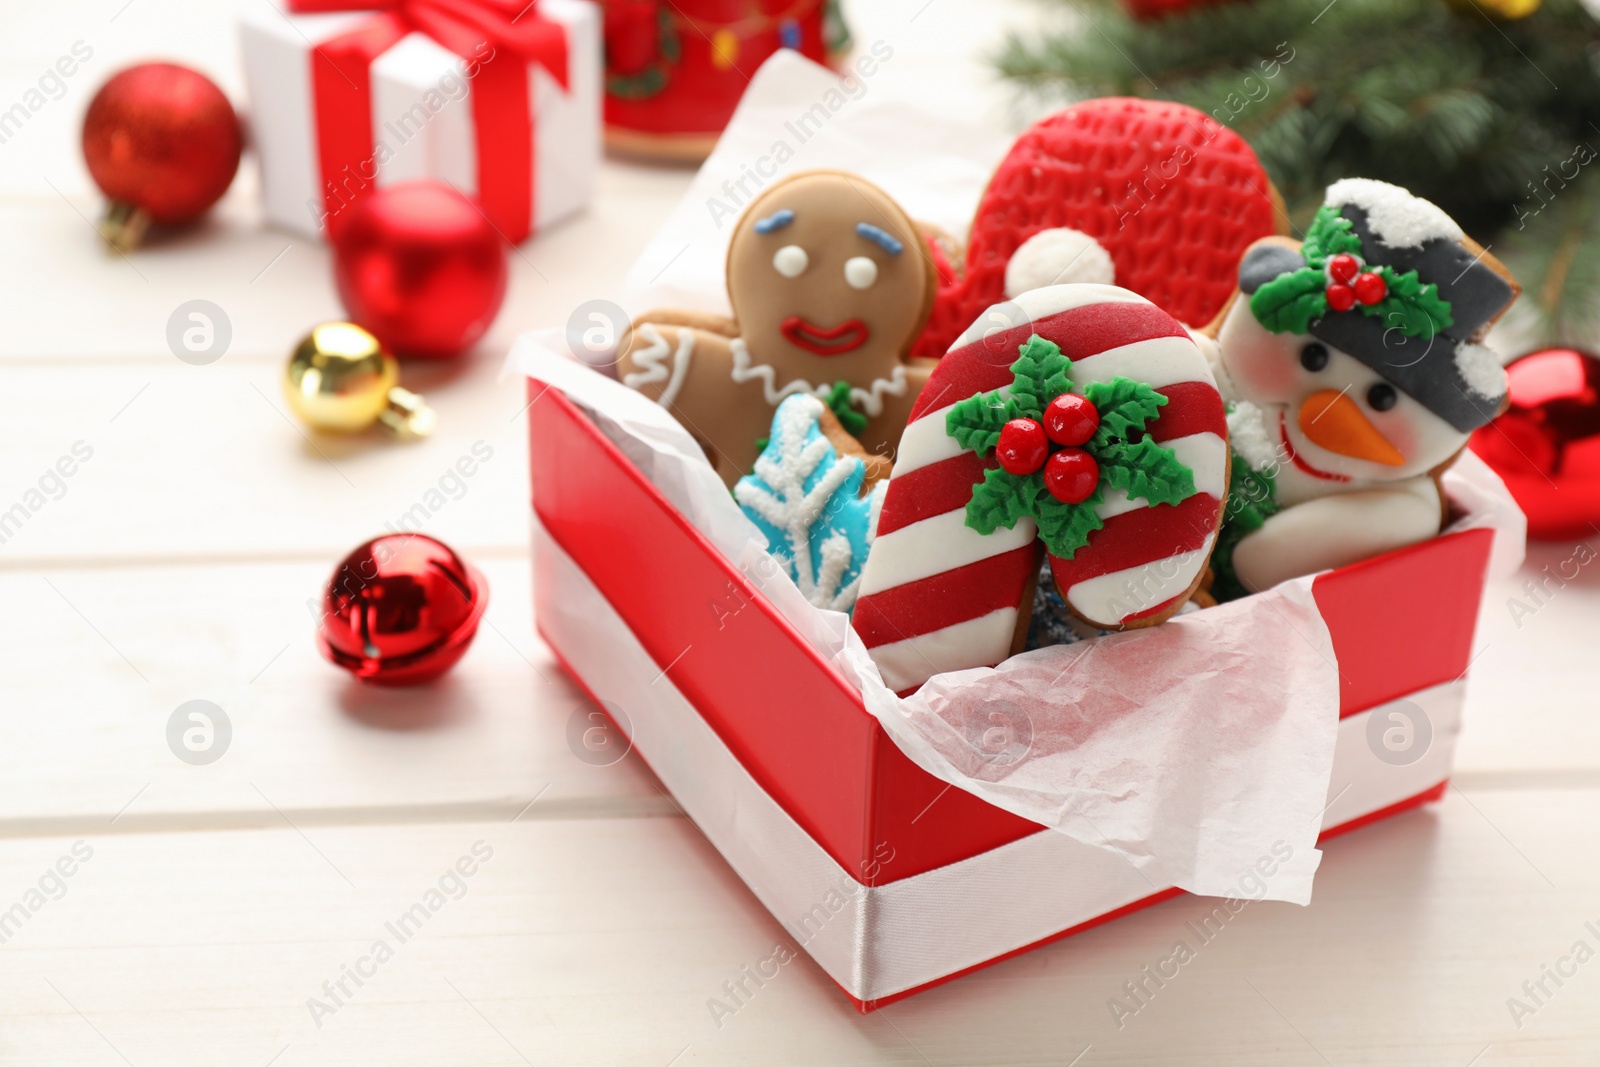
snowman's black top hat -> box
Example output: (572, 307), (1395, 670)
(1239, 179), (1517, 434)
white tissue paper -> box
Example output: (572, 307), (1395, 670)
(515, 51), (1521, 907)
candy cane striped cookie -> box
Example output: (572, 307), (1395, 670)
(852, 284), (1228, 694)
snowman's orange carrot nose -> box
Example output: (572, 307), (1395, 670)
(1297, 389), (1405, 466)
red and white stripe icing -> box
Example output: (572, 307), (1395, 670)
(854, 284), (1228, 694)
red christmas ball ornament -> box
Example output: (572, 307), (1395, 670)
(317, 534), (488, 685)
(1325, 283), (1357, 312)
(1043, 393), (1100, 447)
(81, 62), (242, 251)
(1045, 448), (1100, 504)
(331, 181), (509, 360)
(1353, 271), (1388, 306)
(997, 418), (1049, 475)
(1469, 348), (1600, 541)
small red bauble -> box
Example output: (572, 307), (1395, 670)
(81, 63), (242, 249)
(317, 534), (488, 686)
(1469, 348), (1600, 541)
(331, 181), (509, 360)
(1044, 448), (1099, 503)
(1325, 283), (1356, 312)
(1043, 393), (1100, 447)
(1353, 272), (1388, 306)
(997, 418), (1049, 475)
(1327, 253), (1361, 284)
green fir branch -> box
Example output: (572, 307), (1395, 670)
(995, 0), (1600, 340)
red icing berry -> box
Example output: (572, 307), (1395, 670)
(996, 418), (1049, 475)
(1327, 253), (1361, 284)
(1326, 283), (1356, 312)
(1044, 448), (1099, 504)
(1354, 271), (1388, 306)
(1043, 393), (1100, 447)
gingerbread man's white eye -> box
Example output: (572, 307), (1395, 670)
(844, 256), (878, 289)
(773, 245), (808, 278)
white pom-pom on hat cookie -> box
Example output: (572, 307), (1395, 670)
(1454, 341), (1508, 402)
(1004, 228), (1116, 298)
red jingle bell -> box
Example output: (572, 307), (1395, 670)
(331, 181), (509, 360)
(1470, 348), (1600, 541)
(317, 534), (488, 685)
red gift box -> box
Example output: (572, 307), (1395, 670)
(523, 361), (1513, 1010)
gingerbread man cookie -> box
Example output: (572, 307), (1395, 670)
(1201, 178), (1520, 598)
(618, 170), (938, 486)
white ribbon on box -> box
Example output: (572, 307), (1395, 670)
(513, 52), (1526, 906)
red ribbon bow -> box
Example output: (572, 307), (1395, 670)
(290, 0), (570, 241)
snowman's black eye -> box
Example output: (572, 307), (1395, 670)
(1367, 383), (1398, 412)
(1300, 343), (1329, 372)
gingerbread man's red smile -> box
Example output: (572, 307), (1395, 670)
(780, 315), (870, 355)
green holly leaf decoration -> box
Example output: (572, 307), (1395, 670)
(1250, 268), (1329, 334)
(1098, 438), (1196, 507)
(1222, 459), (1279, 532)
(1364, 266), (1454, 340)
(1008, 334), (1074, 418)
(1250, 204), (1456, 343)
(1034, 490), (1105, 560)
(1084, 378), (1168, 450)
(944, 333), (1076, 453)
(945, 393), (1020, 454)
(948, 335), (1196, 562)
(965, 467), (1043, 535)
(825, 380), (868, 436)
(1299, 204), (1362, 265)
(1212, 448), (1283, 604)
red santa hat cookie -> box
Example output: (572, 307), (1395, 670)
(853, 283), (1228, 694)
(912, 97), (1283, 359)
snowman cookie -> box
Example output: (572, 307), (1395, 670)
(1202, 178), (1520, 598)
(618, 170), (938, 486)
(852, 284), (1229, 695)
(912, 97), (1285, 360)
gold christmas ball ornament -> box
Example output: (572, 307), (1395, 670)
(283, 323), (436, 438)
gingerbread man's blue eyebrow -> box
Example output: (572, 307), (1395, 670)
(855, 223), (904, 256)
(753, 209), (795, 234)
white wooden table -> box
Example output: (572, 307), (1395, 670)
(3, 2), (1598, 1063)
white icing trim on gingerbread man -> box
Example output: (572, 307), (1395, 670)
(728, 337), (909, 417)
(621, 323), (695, 410)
